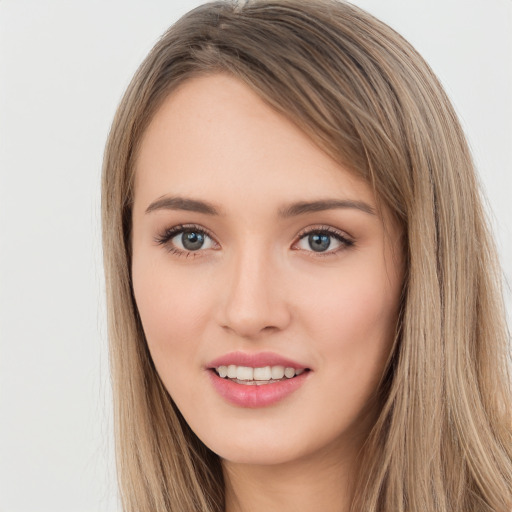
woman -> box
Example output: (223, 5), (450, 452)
(101, 1), (512, 510)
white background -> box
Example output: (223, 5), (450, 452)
(0, 1), (510, 511)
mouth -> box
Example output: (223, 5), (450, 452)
(206, 353), (312, 407)
(211, 365), (310, 385)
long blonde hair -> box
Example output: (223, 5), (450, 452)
(101, 1), (512, 510)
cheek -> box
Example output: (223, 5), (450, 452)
(303, 260), (399, 335)
(297, 259), (400, 385)
(131, 257), (213, 384)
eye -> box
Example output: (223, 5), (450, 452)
(171, 229), (215, 251)
(294, 227), (353, 254)
(155, 224), (217, 256)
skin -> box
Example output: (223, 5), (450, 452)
(131, 73), (403, 512)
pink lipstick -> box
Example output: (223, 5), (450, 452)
(206, 351), (311, 408)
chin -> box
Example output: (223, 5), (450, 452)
(194, 417), (347, 468)
(216, 443), (308, 466)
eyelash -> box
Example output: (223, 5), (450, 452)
(154, 223), (354, 258)
(294, 225), (354, 258)
(154, 224), (217, 258)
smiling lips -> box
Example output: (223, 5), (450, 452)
(206, 351), (311, 407)
(216, 364), (305, 383)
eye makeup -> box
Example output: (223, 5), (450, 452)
(292, 224), (354, 258)
(154, 223), (218, 257)
(154, 222), (355, 259)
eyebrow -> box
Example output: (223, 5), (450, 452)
(278, 199), (375, 217)
(145, 196), (221, 215)
(145, 196), (375, 217)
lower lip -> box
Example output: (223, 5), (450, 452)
(207, 370), (310, 408)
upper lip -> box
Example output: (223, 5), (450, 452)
(206, 351), (310, 370)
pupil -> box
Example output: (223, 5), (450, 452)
(309, 233), (330, 252)
(182, 231), (204, 251)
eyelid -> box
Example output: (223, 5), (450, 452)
(295, 224), (354, 240)
(154, 223), (354, 258)
(154, 223), (219, 257)
(292, 225), (354, 255)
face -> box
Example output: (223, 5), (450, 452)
(131, 74), (403, 467)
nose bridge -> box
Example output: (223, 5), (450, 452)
(220, 240), (289, 337)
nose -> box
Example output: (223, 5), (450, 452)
(217, 246), (292, 339)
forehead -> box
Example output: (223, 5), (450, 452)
(133, 73), (375, 214)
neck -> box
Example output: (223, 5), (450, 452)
(222, 437), (360, 512)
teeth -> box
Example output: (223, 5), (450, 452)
(271, 365), (285, 379)
(215, 364), (306, 382)
(253, 366), (272, 380)
(236, 366), (253, 381)
(284, 367), (295, 378)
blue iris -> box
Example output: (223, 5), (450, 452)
(308, 233), (331, 252)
